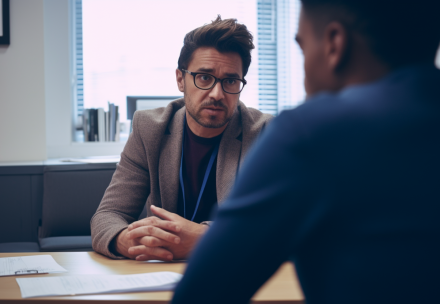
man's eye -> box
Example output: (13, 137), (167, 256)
(200, 75), (212, 81)
(226, 79), (236, 85)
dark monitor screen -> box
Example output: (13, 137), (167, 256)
(126, 96), (182, 120)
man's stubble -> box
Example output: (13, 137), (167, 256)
(183, 81), (237, 129)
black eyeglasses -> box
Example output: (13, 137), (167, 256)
(181, 69), (246, 94)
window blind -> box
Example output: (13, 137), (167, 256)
(257, 0), (278, 115)
(257, 0), (304, 115)
(283, 0), (305, 111)
(277, 0), (293, 113)
(73, 0), (84, 117)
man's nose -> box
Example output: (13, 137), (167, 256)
(209, 81), (225, 100)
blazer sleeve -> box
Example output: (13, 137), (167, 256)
(91, 112), (151, 259)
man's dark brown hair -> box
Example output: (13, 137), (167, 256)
(177, 16), (254, 78)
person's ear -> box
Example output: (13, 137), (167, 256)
(176, 69), (185, 92)
(323, 21), (349, 72)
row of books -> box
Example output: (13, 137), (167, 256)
(83, 102), (120, 142)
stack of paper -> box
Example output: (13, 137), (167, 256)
(16, 271), (182, 298)
(0, 255), (67, 277)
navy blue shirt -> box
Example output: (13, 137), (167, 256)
(172, 65), (440, 304)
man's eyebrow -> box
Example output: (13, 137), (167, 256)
(224, 72), (241, 78)
(196, 68), (215, 73)
(196, 68), (241, 78)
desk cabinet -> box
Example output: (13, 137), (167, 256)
(0, 161), (116, 245)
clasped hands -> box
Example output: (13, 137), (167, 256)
(116, 205), (208, 261)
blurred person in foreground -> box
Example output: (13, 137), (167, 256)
(91, 17), (272, 262)
(172, 0), (440, 303)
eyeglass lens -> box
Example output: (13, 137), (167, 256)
(194, 74), (244, 93)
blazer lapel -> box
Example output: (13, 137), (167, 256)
(216, 109), (243, 204)
(158, 107), (185, 214)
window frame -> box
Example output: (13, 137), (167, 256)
(45, 0), (126, 159)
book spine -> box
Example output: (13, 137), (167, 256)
(110, 103), (115, 141)
(88, 109), (93, 141)
(107, 111), (110, 142)
(104, 111), (109, 142)
(89, 109), (93, 141)
(94, 109), (99, 141)
(89, 109), (96, 141)
(98, 108), (105, 142)
(83, 109), (89, 142)
(115, 106), (120, 142)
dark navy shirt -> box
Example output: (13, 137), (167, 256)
(177, 121), (222, 223)
(172, 64), (440, 304)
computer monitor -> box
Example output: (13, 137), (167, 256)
(126, 96), (182, 120)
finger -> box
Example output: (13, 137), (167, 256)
(128, 245), (173, 261)
(128, 226), (181, 244)
(150, 205), (176, 221)
(135, 254), (173, 262)
(137, 236), (165, 247)
(128, 216), (161, 231)
(128, 216), (181, 233)
(134, 254), (152, 261)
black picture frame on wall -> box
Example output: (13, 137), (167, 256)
(0, 0), (10, 45)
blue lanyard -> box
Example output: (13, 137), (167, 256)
(179, 115), (220, 221)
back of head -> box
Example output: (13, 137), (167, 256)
(177, 16), (254, 77)
(300, 0), (440, 68)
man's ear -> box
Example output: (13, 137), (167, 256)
(323, 21), (349, 73)
(176, 69), (185, 92)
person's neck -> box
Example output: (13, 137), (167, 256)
(186, 111), (228, 138)
(342, 62), (390, 88)
(337, 41), (391, 90)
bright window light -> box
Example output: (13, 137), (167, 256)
(82, 0), (260, 123)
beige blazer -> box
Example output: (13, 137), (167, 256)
(91, 98), (272, 258)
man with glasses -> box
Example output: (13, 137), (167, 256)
(91, 16), (272, 261)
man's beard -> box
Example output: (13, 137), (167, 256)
(185, 94), (236, 129)
(188, 100), (232, 128)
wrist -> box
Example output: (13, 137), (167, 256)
(114, 228), (131, 258)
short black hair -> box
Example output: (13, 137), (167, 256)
(300, 0), (440, 68)
(178, 15), (254, 78)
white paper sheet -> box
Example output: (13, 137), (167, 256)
(145, 259), (186, 263)
(16, 271), (182, 298)
(0, 255), (67, 277)
(61, 156), (120, 164)
(62, 158), (120, 163)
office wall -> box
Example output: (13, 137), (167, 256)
(44, 0), (73, 156)
(0, 0), (47, 162)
